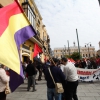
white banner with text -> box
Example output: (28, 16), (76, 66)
(77, 68), (100, 82)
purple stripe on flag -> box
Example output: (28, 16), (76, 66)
(14, 25), (36, 76)
(14, 25), (36, 50)
(9, 25), (36, 92)
(9, 69), (24, 92)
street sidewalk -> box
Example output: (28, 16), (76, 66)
(7, 78), (100, 100)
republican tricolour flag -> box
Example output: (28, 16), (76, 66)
(0, 1), (36, 92)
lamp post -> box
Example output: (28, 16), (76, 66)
(62, 48), (64, 57)
(98, 0), (100, 5)
(76, 29), (80, 58)
(85, 42), (91, 58)
(67, 40), (70, 55)
(99, 41), (100, 50)
(64, 45), (66, 56)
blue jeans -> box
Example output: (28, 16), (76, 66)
(47, 88), (62, 100)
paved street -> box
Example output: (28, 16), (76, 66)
(7, 77), (100, 100)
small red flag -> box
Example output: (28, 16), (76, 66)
(68, 58), (75, 64)
(33, 44), (42, 57)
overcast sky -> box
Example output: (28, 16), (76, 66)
(34, 0), (100, 50)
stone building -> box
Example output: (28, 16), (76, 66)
(54, 45), (96, 59)
(0, 0), (50, 62)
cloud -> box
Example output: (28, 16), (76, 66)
(34, 0), (100, 50)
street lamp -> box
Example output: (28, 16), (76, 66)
(67, 40), (70, 55)
(76, 29), (80, 58)
(85, 42), (91, 58)
(64, 45), (66, 55)
(62, 48), (64, 57)
(98, 0), (100, 5)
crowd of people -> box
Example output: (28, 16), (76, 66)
(20, 57), (79, 100)
(43, 57), (78, 100)
(74, 58), (100, 69)
(1, 57), (100, 100)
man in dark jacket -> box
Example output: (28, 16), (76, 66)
(26, 60), (36, 92)
(81, 59), (86, 68)
(44, 58), (65, 100)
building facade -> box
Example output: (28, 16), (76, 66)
(97, 50), (100, 57)
(0, 0), (50, 63)
(54, 45), (96, 59)
(0, 0), (13, 6)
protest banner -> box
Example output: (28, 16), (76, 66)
(77, 68), (100, 82)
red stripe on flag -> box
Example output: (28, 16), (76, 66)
(0, 1), (23, 36)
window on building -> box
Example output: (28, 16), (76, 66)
(22, 2), (36, 30)
(44, 36), (47, 41)
(61, 55), (62, 58)
(56, 50), (57, 52)
(43, 32), (44, 40)
(22, 44), (30, 50)
(83, 54), (84, 57)
(24, 0), (28, 2)
(28, 5), (36, 29)
(38, 20), (40, 24)
(86, 54), (87, 57)
(37, 30), (40, 37)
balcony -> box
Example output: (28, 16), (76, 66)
(22, 1), (36, 30)
(22, 1), (42, 44)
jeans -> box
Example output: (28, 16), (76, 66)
(27, 75), (35, 91)
(47, 88), (62, 100)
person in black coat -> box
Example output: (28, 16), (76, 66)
(44, 58), (65, 100)
(26, 60), (36, 92)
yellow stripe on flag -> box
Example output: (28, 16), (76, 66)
(0, 13), (30, 74)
